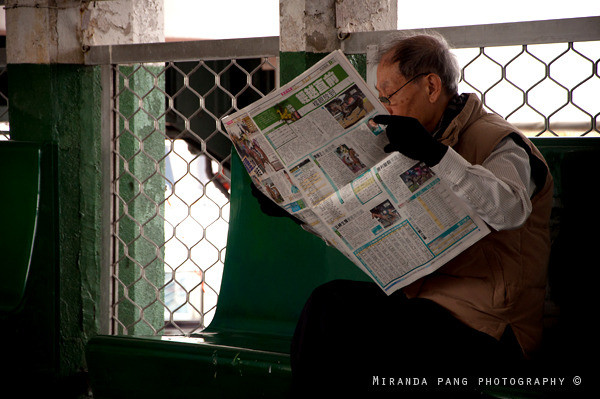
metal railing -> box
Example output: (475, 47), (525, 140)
(88, 16), (600, 337)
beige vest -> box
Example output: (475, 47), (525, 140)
(403, 94), (554, 358)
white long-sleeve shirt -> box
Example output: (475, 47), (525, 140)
(432, 136), (536, 231)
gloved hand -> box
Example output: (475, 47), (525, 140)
(373, 115), (448, 167)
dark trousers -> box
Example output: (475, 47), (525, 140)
(290, 279), (523, 397)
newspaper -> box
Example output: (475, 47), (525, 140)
(222, 50), (489, 295)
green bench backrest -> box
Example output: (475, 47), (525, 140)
(530, 137), (600, 204)
(530, 137), (600, 322)
(0, 141), (42, 314)
(208, 151), (368, 337)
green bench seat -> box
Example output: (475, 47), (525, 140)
(0, 141), (41, 315)
(86, 137), (599, 398)
(1, 140), (61, 394)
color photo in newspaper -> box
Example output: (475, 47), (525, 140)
(222, 50), (489, 294)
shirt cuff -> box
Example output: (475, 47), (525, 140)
(431, 146), (471, 187)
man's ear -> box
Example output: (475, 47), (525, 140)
(425, 73), (443, 103)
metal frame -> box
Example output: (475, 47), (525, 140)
(83, 17), (600, 66)
(85, 36), (280, 65)
(342, 16), (600, 53)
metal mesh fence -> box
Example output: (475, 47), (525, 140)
(453, 41), (600, 137)
(107, 31), (599, 337)
(109, 57), (277, 335)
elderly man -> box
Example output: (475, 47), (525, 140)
(290, 32), (553, 395)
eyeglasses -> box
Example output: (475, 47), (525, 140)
(378, 73), (428, 105)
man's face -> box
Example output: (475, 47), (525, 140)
(375, 61), (436, 131)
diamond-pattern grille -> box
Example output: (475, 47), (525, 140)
(110, 57), (276, 335)
(454, 41), (600, 136)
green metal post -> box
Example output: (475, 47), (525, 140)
(114, 65), (166, 335)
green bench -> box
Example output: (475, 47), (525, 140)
(86, 148), (368, 398)
(86, 138), (598, 398)
(0, 141), (41, 315)
(1, 140), (61, 392)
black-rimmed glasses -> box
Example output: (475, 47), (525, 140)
(378, 73), (428, 105)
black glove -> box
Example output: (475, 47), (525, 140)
(373, 115), (448, 167)
(250, 183), (304, 225)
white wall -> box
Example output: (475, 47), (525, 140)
(163, 0), (599, 40)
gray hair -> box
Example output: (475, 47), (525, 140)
(376, 31), (460, 95)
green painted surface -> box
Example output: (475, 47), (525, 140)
(87, 335), (292, 399)
(0, 142), (41, 314)
(346, 53), (367, 80)
(7, 63), (102, 378)
(279, 51), (367, 86)
(114, 65), (165, 335)
(279, 51), (328, 86)
(208, 152), (368, 338)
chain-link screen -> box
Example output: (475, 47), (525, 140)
(454, 41), (599, 137)
(110, 57), (276, 335)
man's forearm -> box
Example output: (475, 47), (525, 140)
(432, 138), (535, 230)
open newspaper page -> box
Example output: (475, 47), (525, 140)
(222, 50), (489, 295)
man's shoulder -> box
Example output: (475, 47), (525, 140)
(461, 111), (518, 144)
(454, 105), (523, 163)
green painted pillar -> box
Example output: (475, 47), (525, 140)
(279, 52), (329, 86)
(280, 51), (367, 86)
(5, 0), (166, 386)
(114, 65), (165, 336)
(7, 63), (103, 379)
